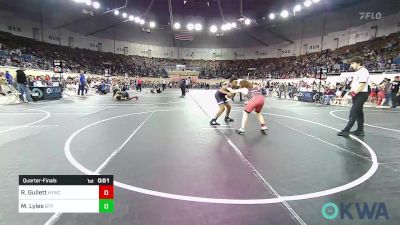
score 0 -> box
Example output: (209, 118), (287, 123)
(99, 185), (114, 213)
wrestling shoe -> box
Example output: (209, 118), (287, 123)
(210, 119), (220, 126)
(337, 130), (350, 137)
(260, 125), (268, 135)
(224, 117), (234, 122)
(236, 128), (245, 135)
(350, 130), (365, 136)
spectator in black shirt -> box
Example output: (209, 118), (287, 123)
(390, 76), (400, 108)
(16, 69), (33, 102)
(180, 79), (186, 97)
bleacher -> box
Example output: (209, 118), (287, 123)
(0, 31), (399, 79)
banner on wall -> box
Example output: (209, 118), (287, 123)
(176, 65), (186, 70)
(104, 69), (110, 77)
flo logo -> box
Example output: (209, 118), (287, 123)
(359, 12), (382, 20)
(322, 202), (389, 220)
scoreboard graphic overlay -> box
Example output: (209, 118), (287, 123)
(19, 175), (114, 213)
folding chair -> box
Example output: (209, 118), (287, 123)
(0, 84), (22, 104)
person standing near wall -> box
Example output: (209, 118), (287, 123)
(278, 82), (285, 98)
(180, 78), (186, 97)
(16, 68), (33, 103)
(337, 56), (370, 137)
(86, 76), (92, 94)
(78, 72), (86, 96)
(390, 76), (400, 108)
(137, 77), (143, 92)
(160, 77), (166, 91)
(185, 77), (191, 93)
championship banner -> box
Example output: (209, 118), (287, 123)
(30, 87), (62, 101)
(297, 91), (321, 102)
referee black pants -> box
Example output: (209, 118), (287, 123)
(343, 92), (369, 132)
(180, 87), (185, 96)
(390, 93), (399, 108)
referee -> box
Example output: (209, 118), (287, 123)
(337, 56), (369, 137)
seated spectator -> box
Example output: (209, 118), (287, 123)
(150, 85), (162, 93)
(98, 80), (107, 95)
(0, 77), (6, 96)
(4, 71), (13, 85)
(324, 87), (335, 105)
(0, 76), (7, 95)
(394, 53), (400, 65)
(376, 84), (387, 107)
(368, 83), (378, 103)
(0, 76), (5, 84)
(121, 82), (129, 91)
(112, 83), (120, 96)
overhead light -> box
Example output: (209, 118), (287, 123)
(129, 15), (134, 21)
(269, 13), (275, 20)
(280, 10), (289, 18)
(92, 1), (100, 9)
(210, 25), (217, 33)
(174, 22), (181, 29)
(244, 18), (251, 25)
(139, 19), (145, 25)
(221, 24), (226, 31)
(312, 0), (320, 3)
(195, 23), (202, 31)
(304, 0), (312, 7)
(74, 0), (85, 3)
(187, 23), (194, 31)
(134, 17), (140, 23)
(221, 24), (232, 31)
(85, 0), (92, 6)
(149, 21), (156, 28)
(231, 22), (237, 28)
(294, 5), (302, 12)
(122, 12), (127, 18)
(114, 10), (120, 16)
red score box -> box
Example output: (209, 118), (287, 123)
(99, 185), (114, 199)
